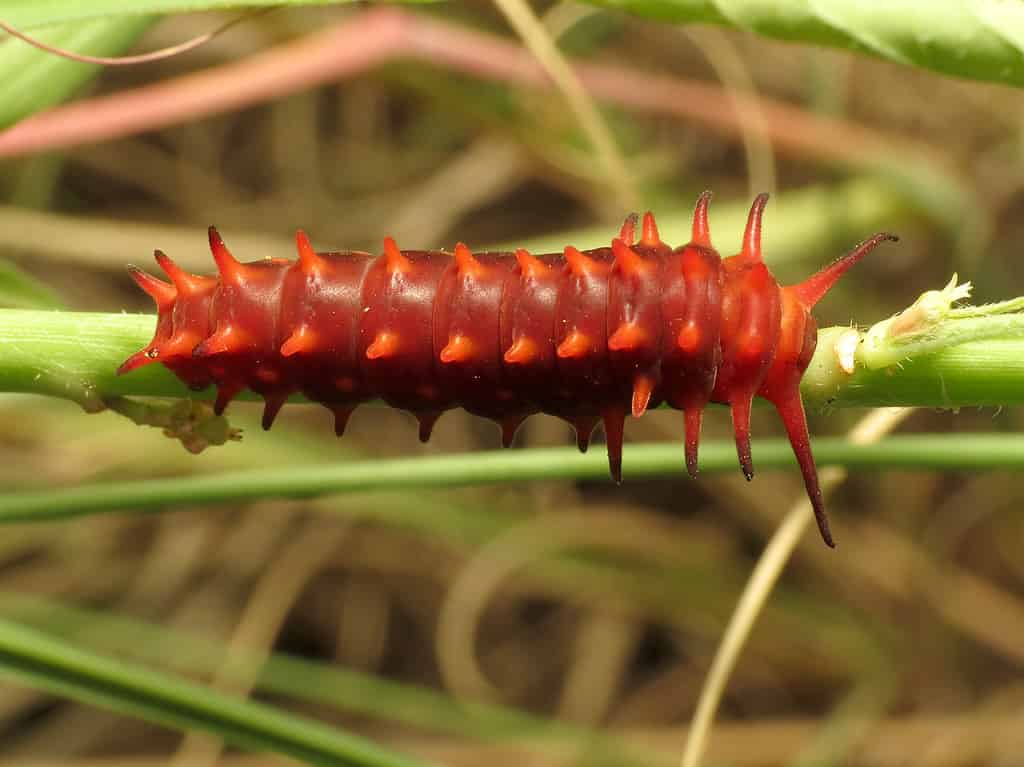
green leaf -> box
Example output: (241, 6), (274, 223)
(0, 259), (63, 308)
(586, 0), (1024, 88)
(0, 17), (153, 128)
(5, 0), (1024, 91)
(2, 1), (347, 29)
(0, 614), (431, 767)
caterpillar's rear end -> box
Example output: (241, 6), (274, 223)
(120, 193), (897, 547)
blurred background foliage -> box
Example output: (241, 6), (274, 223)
(0, 2), (1023, 766)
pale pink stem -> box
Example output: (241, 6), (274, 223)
(0, 9), (408, 157)
(0, 7), (941, 174)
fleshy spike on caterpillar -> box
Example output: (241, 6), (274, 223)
(120, 193), (898, 547)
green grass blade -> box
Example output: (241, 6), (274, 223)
(0, 17), (153, 127)
(2, 1), (396, 29)
(0, 615), (431, 767)
(0, 260), (63, 308)
(0, 592), (656, 766)
(1, 435), (1023, 523)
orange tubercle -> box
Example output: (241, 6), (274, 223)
(504, 335), (539, 365)
(640, 211), (660, 246)
(454, 243), (485, 279)
(280, 325), (318, 357)
(383, 236), (412, 276)
(563, 245), (597, 278)
(514, 249), (550, 280)
(440, 333), (474, 363)
(556, 330), (590, 359)
(193, 326), (250, 357)
(611, 238), (652, 277)
(294, 230), (322, 276)
(365, 330), (399, 360)
(677, 322), (702, 353)
(607, 321), (647, 352)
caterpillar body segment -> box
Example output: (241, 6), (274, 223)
(120, 194), (898, 546)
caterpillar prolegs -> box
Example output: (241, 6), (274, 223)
(120, 193), (897, 546)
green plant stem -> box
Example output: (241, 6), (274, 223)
(0, 616), (430, 767)
(831, 339), (1024, 407)
(1, 435), (1022, 522)
(1, 309), (1023, 410)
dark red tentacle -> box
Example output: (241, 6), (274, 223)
(618, 212), (639, 245)
(691, 190), (712, 247)
(207, 225), (243, 281)
(261, 394), (287, 430)
(416, 411), (441, 443)
(792, 232), (898, 309)
(770, 390), (834, 547)
(640, 212), (660, 247)
(128, 265), (175, 307)
(214, 382), (243, 416)
(500, 414), (527, 448)
(331, 406), (355, 438)
(602, 405), (626, 484)
(739, 192), (769, 264)
(729, 395), (755, 481)
(683, 407), (702, 478)
(569, 416), (599, 453)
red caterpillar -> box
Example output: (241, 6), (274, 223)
(120, 193), (896, 546)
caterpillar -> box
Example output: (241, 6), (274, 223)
(120, 193), (896, 547)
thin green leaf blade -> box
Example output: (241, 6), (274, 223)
(0, 616), (431, 767)
(0, 260), (63, 308)
(3, 1), (353, 29)
(0, 17), (153, 128)
(0, 591), (655, 766)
